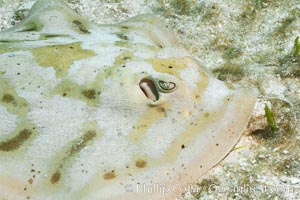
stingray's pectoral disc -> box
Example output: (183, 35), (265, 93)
(0, 0), (259, 199)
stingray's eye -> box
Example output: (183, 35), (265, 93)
(139, 77), (178, 102)
(139, 78), (159, 102)
(158, 80), (176, 92)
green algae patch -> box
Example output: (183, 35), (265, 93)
(13, 9), (28, 21)
(53, 80), (101, 107)
(250, 103), (279, 140)
(154, 0), (205, 17)
(293, 36), (300, 57)
(0, 78), (29, 117)
(212, 62), (244, 81)
(222, 45), (242, 60)
(195, 176), (221, 198)
(251, 99), (295, 141)
(273, 16), (296, 38)
(31, 42), (96, 77)
(264, 104), (278, 131)
(277, 36), (300, 78)
(169, 0), (192, 15)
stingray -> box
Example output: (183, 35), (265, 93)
(0, 0), (258, 199)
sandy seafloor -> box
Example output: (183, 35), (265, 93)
(0, 0), (299, 199)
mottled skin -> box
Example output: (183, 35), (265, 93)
(0, 0), (258, 199)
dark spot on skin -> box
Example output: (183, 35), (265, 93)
(204, 112), (210, 118)
(42, 34), (67, 39)
(158, 44), (163, 48)
(24, 188), (27, 191)
(156, 107), (167, 117)
(122, 65), (126, 68)
(121, 26), (129, 29)
(72, 20), (90, 34)
(28, 178), (33, 185)
(17, 72), (20, 75)
(82, 130), (96, 142)
(157, 107), (166, 113)
(1, 94), (15, 103)
(103, 170), (116, 180)
(122, 56), (131, 60)
(17, 63), (20, 65)
(181, 144), (186, 149)
(50, 171), (61, 184)
(20, 26), (37, 32)
(82, 89), (96, 99)
(116, 34), (128, 40)
(168, 66), (173, 69)
(62, 92), (67, 97)
(0, 129), (32, 151)
(200, 165), (203, 168)
(216, 143), (219, 146)
(136, 159), (147, 168)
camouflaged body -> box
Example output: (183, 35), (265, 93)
(0, 0), (258, 199)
